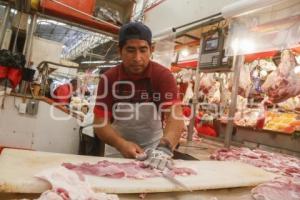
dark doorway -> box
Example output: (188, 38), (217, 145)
(9, 28), (26, 53)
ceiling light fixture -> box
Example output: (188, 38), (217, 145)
(81, 60), (106, 64)
(294, 66), (300, 74)
(181, 49), (189, 57)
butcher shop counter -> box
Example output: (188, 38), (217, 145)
(0, 140), (259, 200)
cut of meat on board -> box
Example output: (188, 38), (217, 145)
(251, 177), (300, 200)
(210, 147), (300, 178)
(62, 160), (197, 179)
(35, 166), (119, 200)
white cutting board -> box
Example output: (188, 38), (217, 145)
(0, 149), (277, 194)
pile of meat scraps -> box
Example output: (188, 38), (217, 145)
(251, 177), (300, 200)
(210, 147), (300, 177)
(210, 147), (300, 200)
(62, 160), (197, 179)
(35, 166), (119, 200)
(234, 108), (265, 128)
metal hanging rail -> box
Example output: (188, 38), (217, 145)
(173, 12), (222, 31)
(153, 13), (224, 40)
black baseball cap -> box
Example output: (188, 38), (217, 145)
(118, 22), (152, 48)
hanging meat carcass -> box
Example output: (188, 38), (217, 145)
(199, 74), (221, 104)
(199, 73), (215, 94)
(228, 63), (253, 98)
(182, 82), (194, 104)
(262, 50), (300, 103)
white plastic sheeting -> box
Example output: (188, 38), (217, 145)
(221, 0), (286, 18)
(224, 0), (300, 56)
(152, 30), (175, 68)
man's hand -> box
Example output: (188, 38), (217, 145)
(136, 146), (174, 171)
(117, 140), (144, 158)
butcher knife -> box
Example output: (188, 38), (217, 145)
(162, 170), (193, 192)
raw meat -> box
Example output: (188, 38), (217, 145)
(182, 82), (194, 104)
(228, 63), (252, 98)
(251, 177), (300, 200)
(278, 96), (300, 111)
(167, 167), (198, 177)
(211, 147), (300, 200)
(234, 108), (265, 128)
(35, 166), (119, 200)
(210, 147), (300, 178)
(63, 162), (127, 179)
(63, 160), (197, 179)
(262, 50), (300, 103)
(198, 74), (221, 104)
(206, 81), (221, 104)
(37, 190), (65, 200)
(199, 74), (215, 94)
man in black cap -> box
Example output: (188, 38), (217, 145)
(94, 22), (184, 170)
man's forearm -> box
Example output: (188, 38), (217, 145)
(93, 117), (125, 149)
(162, 105), (184, 149)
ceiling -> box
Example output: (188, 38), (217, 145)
(0, 1), (228, 70)
(0, 0), (132, 69)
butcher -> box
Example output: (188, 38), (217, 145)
(93, 22), (184, 170)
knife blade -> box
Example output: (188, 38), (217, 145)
(162, 171), (193, 192)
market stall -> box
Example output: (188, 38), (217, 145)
(0, 0), (300, 200)
(180, 0), (300, 154)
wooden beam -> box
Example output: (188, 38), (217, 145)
(175, 40), (200, 51)
(182, 33), (200, 41)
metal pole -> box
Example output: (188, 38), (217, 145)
(24, 14), (37, 67)
(224, 55), (244, 148)
(12, 12), (22, 53)
(174, 13), (222, 31)
(187, 39), (203, 141)
(0, 5), (10, 47)
(23, 13), (31, 55)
